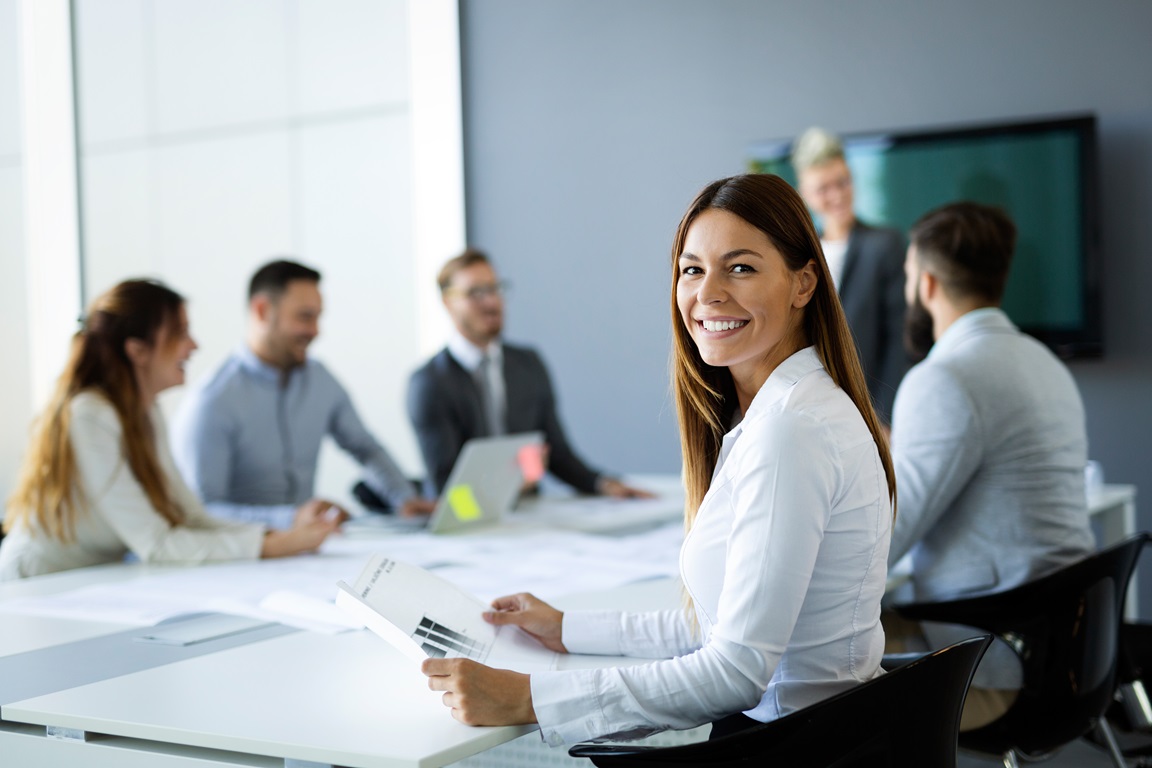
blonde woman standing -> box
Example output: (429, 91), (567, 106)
(793, 127), (910, 422)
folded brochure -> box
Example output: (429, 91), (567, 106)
(336, 554), (558, 672)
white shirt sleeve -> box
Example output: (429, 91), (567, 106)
(562, 610), (697, 658)
(73, 396), (265, 564)
(532, 410), (844, 746)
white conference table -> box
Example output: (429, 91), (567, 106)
(0, 481), (1139, 768)
(1, 579), (689, 768)
(1088, 484), (1140, 616)
(0, 478), (690, 768)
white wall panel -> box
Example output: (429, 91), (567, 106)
(81, 148), (153, 297)
(298, 114), (420, 496)
(296, 0), (409, 115)
(70, 0), (457, 507)
(20, 0), (84, 412)
(153, 131), (294, 393)
(73, 0), (149, 146)
(0, 0), (23, 500)
(153, 0), (289, 134)
(0, 0), (21, 158)
(0, 166), (31, 500)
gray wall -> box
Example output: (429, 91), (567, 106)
(459, 1), (1152, 612)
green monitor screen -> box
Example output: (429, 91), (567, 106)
(749, 114), (1102, 358)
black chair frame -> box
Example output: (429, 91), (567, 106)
(894, 532), (1150, 768)
(569, 634), (992, 768)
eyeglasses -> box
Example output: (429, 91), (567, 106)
(812, 176), (852, 197)
(447, 282), (509, 301)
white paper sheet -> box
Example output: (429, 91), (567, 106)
(0, 523), (684, 633)
(336, 555), (558, 672)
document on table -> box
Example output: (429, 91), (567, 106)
(336, 554), (558, 672)
(514, 494), (682, 533)
(0, 523), (682, 632)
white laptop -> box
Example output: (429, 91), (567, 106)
(347, 431), (544, 535)
(427, 431), (544, 534)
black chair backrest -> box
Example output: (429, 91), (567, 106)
(896, 533), (1150, 759)
(570, 634), (992, 768)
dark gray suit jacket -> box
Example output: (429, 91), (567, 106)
(407, 344), (602, 496)
(838, 222), (910, 421)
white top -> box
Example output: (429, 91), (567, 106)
(530, 347), (892, 746)
(0, 391), (265, 581)
(820, 237), (850, 290)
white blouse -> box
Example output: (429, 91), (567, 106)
(530, 347), (891, 746)
(0, 391), (265, 581)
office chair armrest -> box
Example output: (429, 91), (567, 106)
(881, 651), (929, 670)
(893, 590), (1037, 634)
(569, 743), (660, 759)
(898, 533), (1152, 631)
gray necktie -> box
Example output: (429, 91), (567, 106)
(475, 353), (504, 436)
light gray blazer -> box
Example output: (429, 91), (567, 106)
(888, 308), (1094, 687)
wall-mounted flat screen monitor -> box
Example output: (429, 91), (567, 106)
(748, 114), (1102, 358)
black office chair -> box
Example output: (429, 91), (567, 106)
(350, 478), (425, 513)
(1086, 619), (1152, 763)
(568, 634), (992, 768)
(893, 532), (1150, 768)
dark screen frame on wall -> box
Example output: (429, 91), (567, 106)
(749, 113), (1103, 359)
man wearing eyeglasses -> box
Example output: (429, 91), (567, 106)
(407, 248), (650, 499)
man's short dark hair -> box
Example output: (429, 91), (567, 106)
(248, 259), (322, 301)
(909, 202), (1017, 304)
(437, 248), (491, 293)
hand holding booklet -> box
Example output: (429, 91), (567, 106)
(336, 554), (558, 672)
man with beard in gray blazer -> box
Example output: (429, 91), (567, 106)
(885, 201), (1094, 731)
(406, 249), (651, 500)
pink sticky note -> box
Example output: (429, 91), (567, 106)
(517, 444), (545, 484)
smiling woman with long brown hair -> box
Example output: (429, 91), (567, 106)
(417, 174), (896, 746)
(0, 279), (339, 580)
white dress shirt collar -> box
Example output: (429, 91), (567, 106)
(717, 345), (822, 469)
(446, 329), (503, 373)
(741, 346), (823, 422)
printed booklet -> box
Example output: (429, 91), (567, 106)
(336, 554), (558, 672)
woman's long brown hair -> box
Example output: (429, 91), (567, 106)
(5, 280), (188, 541)
(671, 174), (896, 529)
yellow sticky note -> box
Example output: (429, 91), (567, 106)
(447, 484), (483, 521)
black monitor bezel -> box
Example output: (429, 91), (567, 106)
(755, 114), (1103, 359)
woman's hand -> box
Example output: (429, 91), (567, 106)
(422, 658), (535, 726)
(294, 498), (349, 525)
(261, 500), (342, 557)
(483, 593), (567, 653)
